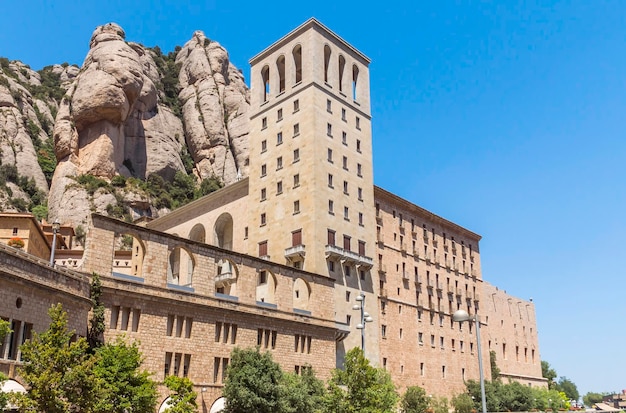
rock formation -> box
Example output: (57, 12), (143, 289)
(0, 22), (251, 227)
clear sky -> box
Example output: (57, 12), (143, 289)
(1, 0), (624, 396)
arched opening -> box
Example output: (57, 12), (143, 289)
(292, 45), (302, 84)
(214, 213), (233, 250)
(256, 269), (277, 304)
(209, 397), (226, 413)
(261, 65), (270, 102)
(167, 246), (194, 287)
(352, 64), (359, 101)
(1, 379), (26, 410)
(215, 258), (238, 296)
(323, 45), (331, 83)
(276, 55), (286, 93)
(158, 397), (172, 413)
(338, 55), (346, 92)
(293, 278), (311, 311)
(112, 233), (145, 278)
(188, 223), (206, 243)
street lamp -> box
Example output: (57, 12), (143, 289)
(49, 219), (61, 266)
(453, 309), (486, 413)
(352, 292), (373, 353)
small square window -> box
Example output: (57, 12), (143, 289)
(293, 149), (300, 163)
(277, 108), (283, 121)
(262, 117), (267, 129)
(293, 123), (300, 136)
(293, 174), (300, 188)
(277, 156), (283, 170)
(293, 99), (299, 112)
(277, 132), (283, 145)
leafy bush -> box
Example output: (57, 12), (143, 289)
(29, 65), (64, 101)
(111, 175), (127, 187)
(74, 174), (111, 195)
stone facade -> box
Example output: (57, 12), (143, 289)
(0, 213), (51, 260)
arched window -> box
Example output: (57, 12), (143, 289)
(188, 223), (205, 243)
(352, 64), (359, 101)
(261, 65), (270, 102)
(112, 233), (144, 278)
(256, 269), (277, 304)
(292, 45), (302, 84)
(323, 45), (331, 83)
(214, 213), (233, 250)
(293, 278), (311, 311)
(276, 55), (286, 93)
(215, 258), (238, 297)
(338, 55), (346, 93)
(168, 246), (194, 287)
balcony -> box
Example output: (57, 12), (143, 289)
(415, 276), (422, 286)
(402, 271), (409, 280)
(412, 248), (420, 259)
(215, 270), (236, 285)
(444, 244), (449, 252)
(411, 229), (418, 239)
(423, 235), (429, 244)
(376, 210), (383, 225)
(432, 239), (438, 248)
(378, 263), (387, 274)
(284, 244), (306, 262)
(400, 243), (407, 254)
(399, 224), (406, 235)
(325, 244), (373, 269)
(436, 281), (443, 291)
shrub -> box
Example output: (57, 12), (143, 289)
(7, 237), (24, 248)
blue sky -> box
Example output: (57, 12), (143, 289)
(2, 0), (624, 396)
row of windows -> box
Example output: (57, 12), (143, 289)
(327, 148), (363, 176)
(0, 318), (33, 361)
(164, 352), (191, 378)
(110, 306), (141, 332)
(381, 360), (465, 380)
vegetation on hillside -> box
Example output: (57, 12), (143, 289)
(151, 45), (183, 117)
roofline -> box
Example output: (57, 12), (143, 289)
(249, 17), (370, 65)
(374, 185), (482, 242)
(146, 178), (249, 230)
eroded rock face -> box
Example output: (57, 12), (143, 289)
(177, 31), (250, 183)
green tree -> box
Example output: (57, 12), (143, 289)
(163, 376), (197, 413)
(541, 361), (557, 389)
(87, 272), (105, 349)
(555, 377), (579, 401)
(490, 350), (500, 380)
(325, 347), (398, 413)
(451, 393), (474, 413)
(281, 367), (326, 413)
(0, 318), (11, 342)
(223, 347), (284, 413)
(400, 386), (429, 413)
(92, 336), (157, 413)
(16, 304), (100, 413)
(583, 392), (606, 407)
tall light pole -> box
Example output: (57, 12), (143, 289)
(49, 219), (61, 266)
(352, 292), (373, 353)
(453, 309), (487, 413)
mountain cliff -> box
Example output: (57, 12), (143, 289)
(0, 22), (250, 228)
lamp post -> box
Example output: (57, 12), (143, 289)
(49, 219), (61, 266)
(352, 292), (373, 353)
(453, 309), (486, 413)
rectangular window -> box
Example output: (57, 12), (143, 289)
(261, 164), (267, 177)
(326, 99), (332, 113)
(293, 99), (299, 112)
(262, 117), (267, 129)
(258, 241), (268, 257)
(293, 123), (300, 136)
(293, 174), (300, 187)
(327, 123), (333, 136)
(12, 227), (18, 236)
(418, 332), (423, 344)
(165, 352), (173, 376)
(344, 206), (349, 220)
(277, 181), (283, 194)
(358, 187), (363, 201)
(328, 200), (334, 214)
(260, 213), (266, 226)
(327, 230), (336, 246)
(260, 188), (266, 201)
(244, 226), (249, 239)
(293, 200), (300, 214)
(342, 131), (347, 145)
(356, 139), (361, 153)
(358, 212), (364, 226)
(343, 181), (349, 194)
(327, 148), (333, 163)
(357, 163), (362, 177)
(277, 108), (283, 121)
(261, 140), (267, 153)
(356, 117), (361, 130)
(277, 132), (283, 145)
(342, 156), (348, 170)
(292, 229), (302, 246)
(293, 149), (300, 162)
(381, 324), (387, 338)
(343, 235), (351, 251)
(358, 240), (366, 256)
(277, 156), (283, 170)
(341, 108), (347, 121)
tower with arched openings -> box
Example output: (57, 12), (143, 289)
(247, 18), (379, 365)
